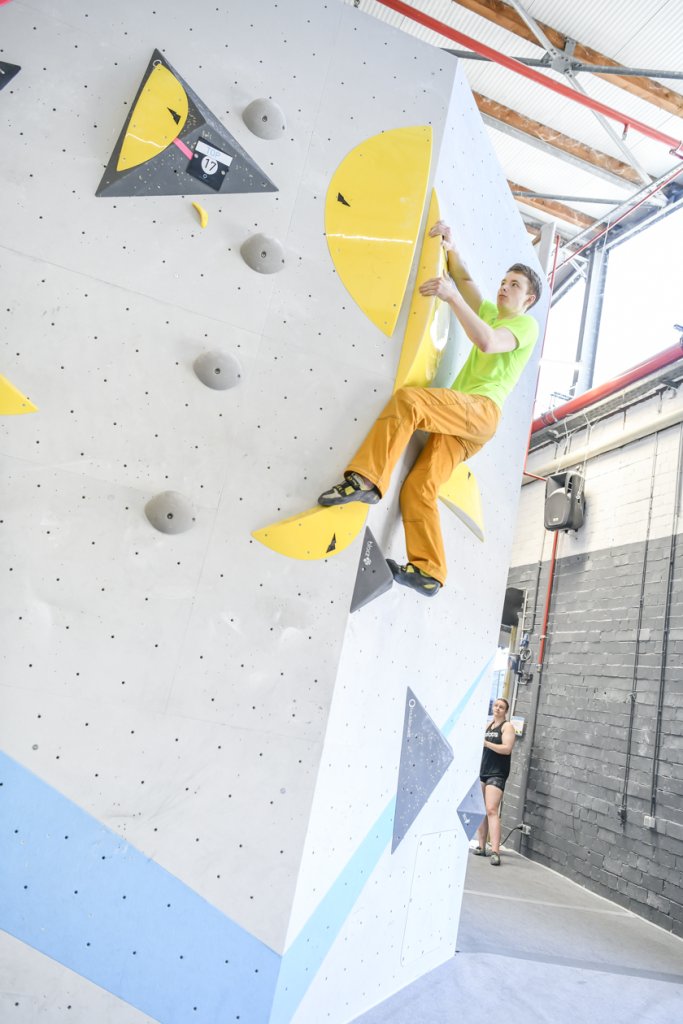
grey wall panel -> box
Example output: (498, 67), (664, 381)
(1, 0), (547, 1020)
(0, 929), (156, 1024)
(0, 0), (341, 325)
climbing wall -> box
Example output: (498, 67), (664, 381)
(273, 59), (549, 1023)
(0, 2), (547, 1023)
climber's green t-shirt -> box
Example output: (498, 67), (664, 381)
(450, 300), (538, 408)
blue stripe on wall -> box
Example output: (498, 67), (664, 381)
(270, 659), (491, 1023)
(0, 753), (280, 1024)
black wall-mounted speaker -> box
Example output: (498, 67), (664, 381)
(544, 472), (585, 532)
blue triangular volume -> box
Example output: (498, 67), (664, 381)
(456, 777), (486, 840)
(0, 62), (21, 92)
(391, 688), (454, 853)
(350, 527), (393, 612)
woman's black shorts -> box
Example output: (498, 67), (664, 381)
(480, 775), (507, 792)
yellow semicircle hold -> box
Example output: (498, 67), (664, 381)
(394, 189), (450, 390)
(0, 374), (38, 415)
(252, 503), (368, 561)
(117, 63), (189, 172)
(438, 463), (485, 543)
(325, 126), (432, 337)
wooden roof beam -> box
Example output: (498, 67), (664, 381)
(452, 0), (683, 118)
(475, 92), (642, 186)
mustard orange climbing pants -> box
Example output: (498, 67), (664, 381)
(346, 387), (501, 585)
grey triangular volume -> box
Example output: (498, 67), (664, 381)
(391, 688), (454, 853)
(0, 62), (21, 91)
(350, 527), (393, 613)
(456, 777), (486, 841)
(97, 49), (278, 197)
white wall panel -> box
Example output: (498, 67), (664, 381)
(281, 60), (548, 1024)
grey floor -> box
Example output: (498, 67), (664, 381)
(352, 848), (683, 1024)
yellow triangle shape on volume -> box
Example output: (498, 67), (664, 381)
(0, 375), (37, 415)
(438, 464), (484, 542)
(394, 189), (450, 390)
(117, 62), (189, 171)
(325, 126), (432, 337)
(252, 502), (368, 561)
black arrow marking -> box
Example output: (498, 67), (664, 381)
(326, 533), (337, 553)
(337, 192), (350, 207)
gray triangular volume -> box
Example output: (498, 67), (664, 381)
(456, 777), (486, 841)
(392, 688), (454, 853)
(97, 49), (277, 197)
(350, 527), (393, 613)
(0, 62), (21, 91)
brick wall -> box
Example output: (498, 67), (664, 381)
(502, 418), (683, 937)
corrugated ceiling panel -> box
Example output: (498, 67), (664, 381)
(352, 3), (683, 172)
(356, 0), (683, 93)
(486, 127), (633, 201)
(347, 2), (683, 196)
(527, 0), (683, 91)
(485, 129), (636, 223)
(466, 59), (683, 173)
(353, 0), (545, 57)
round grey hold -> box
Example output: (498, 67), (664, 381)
(193, 351), (242, 390)
(145, 491), (195, 534)
(242, 98), (286, 140)
(240, 233), (285, 274)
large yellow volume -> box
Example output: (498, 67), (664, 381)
(117, 63), (189, 171)
(438, 463), (485, 542)
(325, 126), (432, 337)
(393, 189), (450, 390)
(0, 374), (37, 415)
(252, 503), (368, 561)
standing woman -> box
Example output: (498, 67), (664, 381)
(473, 697), (516, 866)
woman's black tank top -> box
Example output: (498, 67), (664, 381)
(480, 720), (511, 778)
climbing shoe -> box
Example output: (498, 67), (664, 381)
(472, 846), (488, 857)
(318, 472), (381, 507)
(386, 560), (441, 597)
(490, 852), (501, 866)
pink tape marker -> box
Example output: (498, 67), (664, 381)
(173, 137), (194, 160)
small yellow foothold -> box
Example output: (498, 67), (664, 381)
(192, 201), (209, 228)
(252, 503), (368, 560)
(0, 374), (37, 415)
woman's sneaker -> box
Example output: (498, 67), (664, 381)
(318, 472), (381, 506)
(490, 852), (501, 866)
(387, 559), (441, 597)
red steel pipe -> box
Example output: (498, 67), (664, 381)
(375, 0), (683, 155)
(538, 530), (559, 666)
(532, 339), (683, 432)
